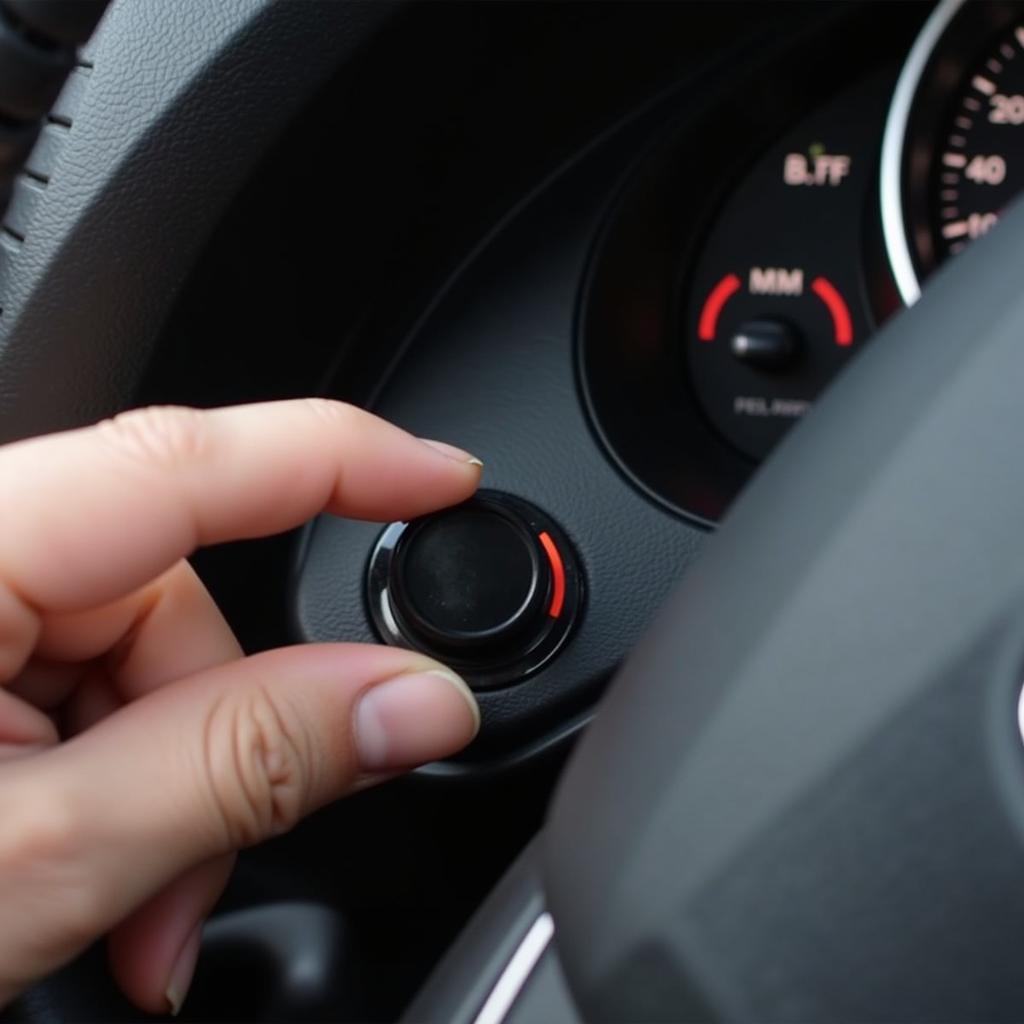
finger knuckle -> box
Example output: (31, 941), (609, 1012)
(202, 686), (315, 848)
(7, 792), (81, 874)
(0, 790), (105, 951)
(97, 406), (209, 470)
(299, 397), (359, 431)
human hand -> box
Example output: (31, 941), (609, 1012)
(0, 399), (482, 1014)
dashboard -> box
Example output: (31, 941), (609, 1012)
(284, 0), (1024, 773)
(5, 3), (1023, 1020)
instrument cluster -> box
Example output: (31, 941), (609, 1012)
(580, 0), (1020, 522)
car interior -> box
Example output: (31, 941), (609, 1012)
(2, 0), (1024, 1021)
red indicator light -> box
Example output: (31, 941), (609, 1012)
(538, 531), (566, 619)
(810, 276), (854, 347)
(697, 273), (742, 341)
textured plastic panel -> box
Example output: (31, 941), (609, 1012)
(292, 111), (706, 760)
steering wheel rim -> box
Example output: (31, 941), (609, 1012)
(538, 195), (1024, 1021)
(403, 197), (1024, 1024)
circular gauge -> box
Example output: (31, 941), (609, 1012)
(882, 0), (1023, 305)
(682, 73), (887, 464)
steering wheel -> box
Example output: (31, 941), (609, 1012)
(405, 197), (1024, 1021)
(5, 2), (1024, 1022)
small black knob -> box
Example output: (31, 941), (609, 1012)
(730, 319), (801, 370)
(390, 503), (548, 655)
(367, 491), (582, 689)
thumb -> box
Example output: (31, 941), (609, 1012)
(0, 644), (478, 1006)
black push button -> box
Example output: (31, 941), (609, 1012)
(392, 505), (547, 653)
(367, 490), (582, 689)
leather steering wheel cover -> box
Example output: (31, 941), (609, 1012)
(544, 197), (1024, 1020)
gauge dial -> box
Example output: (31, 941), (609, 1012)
(882, 0), (1023, 305)
(685, 76), (887, 462)
(933, 22), (1024, 260)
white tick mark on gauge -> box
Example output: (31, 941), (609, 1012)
(1016, 26), (1024, 51)
(973, 75), (997, 95)
(942, 220), (970, 239)
(943, 152), (968, 168)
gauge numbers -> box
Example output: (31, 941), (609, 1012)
(935, 23), (1024, 259)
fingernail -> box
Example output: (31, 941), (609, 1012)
(355, 669), (480, 771)
(420, 438), (484, 467)
(165, 922), (203, 1017)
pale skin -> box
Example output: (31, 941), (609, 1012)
(0, 399), (483, 1015)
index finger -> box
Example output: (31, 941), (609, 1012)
(0, 400), (481, 612)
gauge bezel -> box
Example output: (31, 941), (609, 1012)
(880, 0), (1020, 306)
